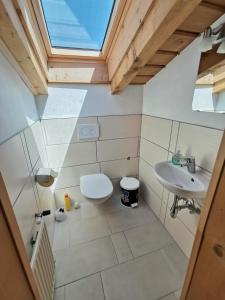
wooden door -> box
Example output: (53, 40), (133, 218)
(181, 131), (225, 299)
(0, 173), (41, 300)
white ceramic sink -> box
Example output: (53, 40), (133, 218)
(154, 161), (209, 199)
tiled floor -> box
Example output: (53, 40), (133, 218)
(53, 191), (188, 300)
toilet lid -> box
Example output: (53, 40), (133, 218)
(80, 174), (113, 199)
(120, 177), (140, 191)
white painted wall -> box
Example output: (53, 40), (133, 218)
(143, 37), (225, 130)
(36, 84), (143, 118)
(0, 52), (39, 143)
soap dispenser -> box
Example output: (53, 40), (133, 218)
(172, 151), (182, 165)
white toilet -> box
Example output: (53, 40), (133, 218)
(80, 173), (113, 204)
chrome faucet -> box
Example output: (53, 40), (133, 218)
(170, 195), (201, 218)
(181, 157), (196, 174)
(172, 154), (196, 174)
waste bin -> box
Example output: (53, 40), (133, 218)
(120, 177), (140, 208)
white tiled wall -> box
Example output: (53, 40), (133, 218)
(0, 121), (55, 258)
(139, 115), (223, 257)
(42, 115), (141, 207)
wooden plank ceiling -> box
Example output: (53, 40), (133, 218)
(130, 0), (225, 86)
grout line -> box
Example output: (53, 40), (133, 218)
(41, 114), (142, 122)
(50, 156), (139, 170)
(168, 120), (173, 153)
(54, 239), (180, 290)
(45, 136), (140, 147)
(100, 272), (106, 300)
(175, 122), (181, 153)
(0, 119), (40, 146)
(141, 136), (169, 152)
(142, 113), (224, 131)
(122, 231), (134, 258)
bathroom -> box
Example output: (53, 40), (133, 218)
(1, 1), (225, 300)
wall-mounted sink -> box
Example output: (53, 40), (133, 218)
(154, 161), (209, 199)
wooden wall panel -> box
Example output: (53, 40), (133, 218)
(181, 132), (225, 300)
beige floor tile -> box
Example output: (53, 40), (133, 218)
(54, 236), (118, 287)
(106, 203), (156, 233)
(54, 287), (64, 300)
(124, 220), (173, 257)
(101, 244), (186, 300)
(111, 232), (133, 263)
(69, 215), (111, 247)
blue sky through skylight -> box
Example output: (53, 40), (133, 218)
(41, 0), (115, 50)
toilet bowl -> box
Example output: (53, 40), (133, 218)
(80, 173), (113, 204)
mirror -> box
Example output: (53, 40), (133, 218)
(192, 16), (225, 114)
(192, 61), (225, 113)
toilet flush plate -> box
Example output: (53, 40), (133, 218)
(78, 124), (99, 140)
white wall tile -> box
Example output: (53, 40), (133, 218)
(140, 181), (161, 217)
(23, 124), (40, 169)
(13, 177), (39, 258)
(55, 163), (100, 189)
(23, 121), (48, 169)
(42, 117), (98, 145)
(140, 138), (168, 167)
(169, 121), (179, 153)
(46, 142), (97, 168)
(165, 207), (194, 258)
(139, 158), (163, 198)
(0, 134), (29, 205)
(97, 138), (138, 162)
(176, 123), (223, 172)
(160, 200), (167, 224)
(141, 115), (172, 149)
(101, 158), (139, 179)
(99, 115), (141, 140)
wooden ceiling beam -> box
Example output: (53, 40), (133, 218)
(13, 0), (48, 78)
(179, 1), (225, 33)
(137, 65), (164, 76)
(198, 47), (225, 76)
(107, 0), (155, 81)
(110, 0), (202, 94)
(0, 0), (47, 94)
(131, 75), (152, 84)
(213, 78), (225, 93)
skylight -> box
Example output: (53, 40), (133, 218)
(40, 0), (115, 51)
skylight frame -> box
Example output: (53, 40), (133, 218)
(32, 0), (122, 60)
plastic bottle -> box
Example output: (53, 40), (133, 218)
(64, 193), (71, 211)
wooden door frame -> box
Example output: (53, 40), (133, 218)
(0, 173), (41, 300)
(181, 130), (225, 299)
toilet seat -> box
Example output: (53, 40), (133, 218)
(120, 177), (140, 191)
(80, 174), (113, 200)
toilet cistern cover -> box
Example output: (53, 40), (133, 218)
(120, 177), (140, 191)
(80, 174), (113, 199)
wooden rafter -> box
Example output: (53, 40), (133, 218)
(0, 0), (47, 94)
(110, 0), (203, 94)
